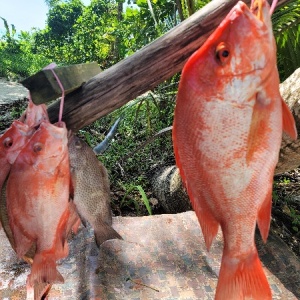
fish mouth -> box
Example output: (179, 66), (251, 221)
(230, 0), (270, 26)
(251, 0), (264, 21)
(250, 0), (263, 22)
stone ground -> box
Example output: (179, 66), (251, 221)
(0, 212), (299, 300)
(0, 78), (28, 105)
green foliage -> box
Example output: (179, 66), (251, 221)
(272, 0), (300, 81)
(0, 17), (50, 79)
(119, 182), (152, 215)
(290, 207), (300, 232)
(78, 78), (177, 214)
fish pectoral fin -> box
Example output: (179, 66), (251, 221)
(12, 227), (35, 258)
(191, 196), (219, 251)
(94, 220), (123, 247)
(257, 185), (272, 242)
(282, 97), (297, 140)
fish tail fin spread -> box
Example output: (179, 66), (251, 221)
(28, 253), (64, 286)
(94, 220), (122, 247)
(215, 249), (271, 300)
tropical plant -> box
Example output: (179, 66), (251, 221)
(0, 17), (50, 79)
(272, 0), (300, 81)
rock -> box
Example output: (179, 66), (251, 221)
(0, 212), (298, 299)
(276, 68), (300, 174)
(151, 165), (191, 213)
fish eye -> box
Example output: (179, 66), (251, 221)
(33, 142), (43, 153)
(75, 139), (82, 149)
(3, 137), (13, 148)
(215, 42), (230, 65)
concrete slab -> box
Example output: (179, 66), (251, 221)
(0, 211), (299, 299)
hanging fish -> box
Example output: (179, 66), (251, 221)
(68, 132), (122, 247)
(172, 0), (297, 299)
(7, 121), (71, 287)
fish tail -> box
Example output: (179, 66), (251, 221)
(94, 220), (123, 247)
(34, 283), (52, 300)
(28, 253), (64, 286)
(215, 249), (271, 300)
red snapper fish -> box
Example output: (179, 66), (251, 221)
(172, 0), (297, 299)
(6, 121), (71, 287)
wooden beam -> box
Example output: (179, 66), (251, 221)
(21, 62), (100, 104)
(48, 0), (290, 131)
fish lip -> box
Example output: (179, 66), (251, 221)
(228, 0), (268, 27)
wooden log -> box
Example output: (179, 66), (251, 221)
(48, 0), (291, 131)
(21, 62), (100, 104)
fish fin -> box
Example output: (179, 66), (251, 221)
(94, 220), (122, 247)
(178, 165), (219, 250)
(282, 98), (297, 140)
(191, 195), (219, 251)
(174, 154), (219, 250)
(257, 187), (272, 242)
(28, 253), (64, 286)
(66, 201), (81, 236)
(215, 249), (271, 300)
(72, 218), (81, 234)
(34, 283), (52, 300)
(12, 227), (34, 258)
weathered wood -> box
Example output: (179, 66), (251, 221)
(21, 62), (100, 104)
(47, 0), (291, 131)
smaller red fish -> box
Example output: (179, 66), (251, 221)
(7, 121), (71, 287)
(0, 121), (32, 188)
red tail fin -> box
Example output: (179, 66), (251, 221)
(215, 249), (271, 300)
(28, 253), (64, 286)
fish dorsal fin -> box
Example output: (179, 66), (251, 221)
(282, 98), (297, 140)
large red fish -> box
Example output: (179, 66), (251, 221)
(6, 121), (71, 287)
(172, 0), (297, 299)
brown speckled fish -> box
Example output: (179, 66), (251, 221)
(172, 0), (297, 299)
(68, 132), (122, 247)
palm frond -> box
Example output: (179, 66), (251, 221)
(272, 0), (300, 80)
